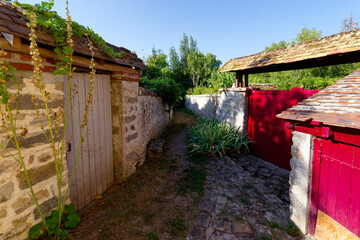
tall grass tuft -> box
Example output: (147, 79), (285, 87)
(188, 118), (251, 157)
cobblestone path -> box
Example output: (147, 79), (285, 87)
(187, 154), (302, 240)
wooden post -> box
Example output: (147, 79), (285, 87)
(236, 71), (243, 88)
(244, 73), (249, 87)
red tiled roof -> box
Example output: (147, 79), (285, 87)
(277, 69), (360, 129)
(219, 29), (360, 74)
(0, 2), (145, 69)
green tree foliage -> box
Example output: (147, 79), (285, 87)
(142, 34), (223, 99)
(142, 48), (169, 79)
(264, 40), (289, 51)
(292, 26), (322, 44)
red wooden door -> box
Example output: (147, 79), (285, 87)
(248, 88), (319, 169)
(310, 137), (360, 236)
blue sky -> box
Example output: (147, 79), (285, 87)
(24, 0), (360, 65)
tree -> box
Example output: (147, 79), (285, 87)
(169, 46), (180, 71)
(264, 40), (289, 51)
(341, 13), (358, 32)
(187, 51), (207, 86)
(205, 53), (222, 71)
(292, 26), (322, 44)
(142, 47), (170, 80)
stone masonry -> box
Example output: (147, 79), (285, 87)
(185, 88), (249, 134)
(288, 131), (314, 236)
(111, 76), (172, 182)
(0, 53), (69, 240)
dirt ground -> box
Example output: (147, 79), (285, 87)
(68, 109), (200, 240)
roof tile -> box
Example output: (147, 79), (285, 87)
(277, 69), (360, 129)
(219, 29), (360, 73)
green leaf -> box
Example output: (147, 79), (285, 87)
(28, 223), (44, 239)
(64, 203), (75, 214)
(65, 213), (80, 228)
(55, 227), (68, 239)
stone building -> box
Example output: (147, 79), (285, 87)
(0, 2), (171, 239)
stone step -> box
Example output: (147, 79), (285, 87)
(147, 138), (165, 159)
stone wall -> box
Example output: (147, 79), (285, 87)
(288, 131), (314, 235)
(111, 76), (171, 182)
(185, 94), (218, 119)
(185, 88), (249, 134)
(0, 53), (69, 240)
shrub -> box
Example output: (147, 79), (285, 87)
(140, 77), (181, 106)
(188, 118), (251, 157)
(187, 86), (218, 95)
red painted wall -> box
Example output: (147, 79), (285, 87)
(248, 88), (319, 169)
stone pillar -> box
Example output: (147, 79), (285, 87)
(288, 131), (314, 235)
(111, 77), (142, 182)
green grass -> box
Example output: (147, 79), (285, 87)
(244, 183), (253, 189)
(144, 232), (159, 240)
(260, 235), (272, 240)
(172, 217), (186, 231)
(177, 166), (206, 199)
(144, 213), (156, 224)
(265, 221), (302, 237)
(241, 197), (250, 205)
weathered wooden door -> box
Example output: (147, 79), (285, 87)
(310, 137), (360, 237)
(65, 73), (113, 210)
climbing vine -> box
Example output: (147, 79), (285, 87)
(14, 0), (122, 75)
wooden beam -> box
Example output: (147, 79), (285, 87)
(12, 36), (21, 48)
(0, 37), (140, 74)
(236, 71), (243, 88)
(244, 73), (249, 87)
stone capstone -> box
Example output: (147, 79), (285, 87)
(0, 206), (7, 219)
(16, 162), (56, 190)
(0, 182), (14, 203)
(38, 152), (52, 163)
(147, 138), (165, 159)
(12, 189), (50, 214)
(232, 220), (253, 234)
(124, 115), (136, 123)
(126, 133), (138, 142)
(33, 196), (57, 220)
(6, 128), (63, 149)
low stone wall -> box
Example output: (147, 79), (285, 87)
(185, 94), (218, 118)
(288, 131), (314, 235)
(185, 88), (249, 134)
(0, 52), (69, 240)
(111, 80), (171, 182)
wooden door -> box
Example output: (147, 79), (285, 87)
(310, 137), (360, 236)
(65, 73), (113, 210)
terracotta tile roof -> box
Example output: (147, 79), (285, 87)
(219, 29), (360, 73)
(0, 2), (145, 69)
(277, 69), (360, 129)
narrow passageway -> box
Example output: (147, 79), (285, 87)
(69, 109), (300, 240)
(68, 109), (198, 240)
